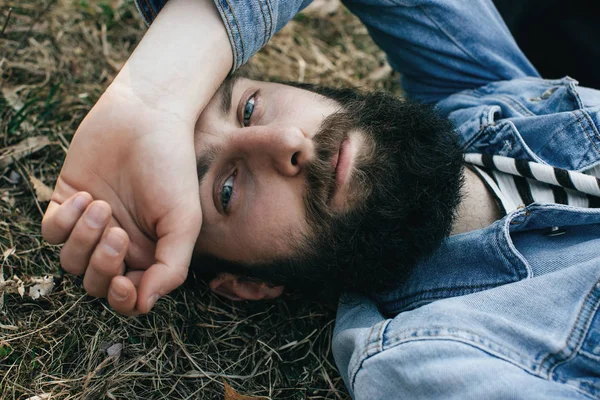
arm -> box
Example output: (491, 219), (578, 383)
(333, 295), (589, 399)
(42, 0), (323, 316)
(42, 0), (232, 315)
(342, 0), (540, 103)
(135, 0), (315, 71)
(352, 341), (588, 399)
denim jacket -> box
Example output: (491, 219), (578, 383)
(136, 0), (600, 398)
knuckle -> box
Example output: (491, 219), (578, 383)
(89, 252), (121, 277)
(53, 215), (76, 236)
(68, 227), (99, 249)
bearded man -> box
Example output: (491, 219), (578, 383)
(43, 0), (600, 398)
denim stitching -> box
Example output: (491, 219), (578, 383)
(214, 0), (241, 70)
(223, 0), (246, 67)
(134, 0), (151, 25)
(351, 328), (536, 390)
(257, 0), (270, 49)
(493, 94), (536, 117)
(384, 283), (509, 315)
(540, 278), (600, 376)
(580, 110), (600, 154)
(351, 319), (391, 391)
(264, 0), (275, 38)
(581, 109), (600, 142)
(143, 0), (156, 19)
(567, 82), (585, 109)
(574, 110), (600, 159)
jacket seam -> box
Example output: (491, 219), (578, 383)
(575, 110), (600, 157)
(223, 0), (245, 66)
(540, 277), (600, 376)
(383, 282), (508, 314)
(142, 0), (157, 19)
(350, 331), (537, 391)
(214, 0), (242, 70)
(265, 0), (275, 39)
(257, 0), (270, 50)
(134, 0), (152, 25)
(349, 319), (391, 391)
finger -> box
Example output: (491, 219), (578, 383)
(42, 192), (93, 244)
(107, 275), (138, 317)
(125, 270), (144, 287)
(83, 227), (128, 298)
(59, 200), (112, 275)
(136, 210), (202, 314)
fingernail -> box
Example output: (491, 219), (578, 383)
(110, 282), (128, 301)
(86, 204), (108, 228)
(73, 194), (89, 212)
(147, 294), (160, 311)
(103, 230), (125, 256)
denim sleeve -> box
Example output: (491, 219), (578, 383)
(134, 0), (313, 71)
(342, 0), (540, 103)
(332, 294), (591, 399)
(350, 341), (590, 399)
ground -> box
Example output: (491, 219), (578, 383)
(0, 1), (400, 398)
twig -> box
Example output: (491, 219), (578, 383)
(1, 7), (12, 36)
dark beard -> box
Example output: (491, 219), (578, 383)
(299, 95), (465, 293)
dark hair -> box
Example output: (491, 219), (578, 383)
(193, 84), (464, 295)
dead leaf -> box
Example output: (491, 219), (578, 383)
(29, 175), (53, 202)
(0, 136), (51, 169)
(223, 381), (267, 400)
(0, 191), (16, 207)
(1, 86), (35, 134)
(24, 394), (51, 400)
(1, 86), (26, 111)
(106, 343), (123, 358)
(28, 275), (54, 299)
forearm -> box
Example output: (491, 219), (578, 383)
(114, 0), (233, 122)
(136, 0), (313, 71)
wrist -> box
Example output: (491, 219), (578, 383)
(113, 0), (233, 120)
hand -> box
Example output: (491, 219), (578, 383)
(41, 0), (232, 315)
(42, 86), (202, 315)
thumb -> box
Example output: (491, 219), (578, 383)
(136, 207), (202, 314)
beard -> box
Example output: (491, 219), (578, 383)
(298, 94), (465, 293)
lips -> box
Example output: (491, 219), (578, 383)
(334, 137), (351, 188)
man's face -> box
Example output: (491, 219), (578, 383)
(192, 77), (464, 297)
(193, 77), (364, 264)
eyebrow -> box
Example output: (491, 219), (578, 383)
(219, 74), (241, 118)
(197, 144), (220, 185)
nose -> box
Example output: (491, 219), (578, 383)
(231, 125), (313, 177)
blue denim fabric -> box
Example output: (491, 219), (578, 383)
(134, 0), (313, 70)
(134, 0), (600, 398)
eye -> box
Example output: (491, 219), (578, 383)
(221, 174), (235, 212)
(243, 96), (255, 127)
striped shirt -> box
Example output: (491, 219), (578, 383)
(465, 154), (600, 215)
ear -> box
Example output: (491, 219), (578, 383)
(209, 273), (284, 301)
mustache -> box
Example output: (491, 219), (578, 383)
(302, 111), (357, 225)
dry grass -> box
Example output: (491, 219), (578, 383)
(0, 0), (399, 398)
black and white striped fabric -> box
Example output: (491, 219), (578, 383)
(465, 153), (600, 213)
